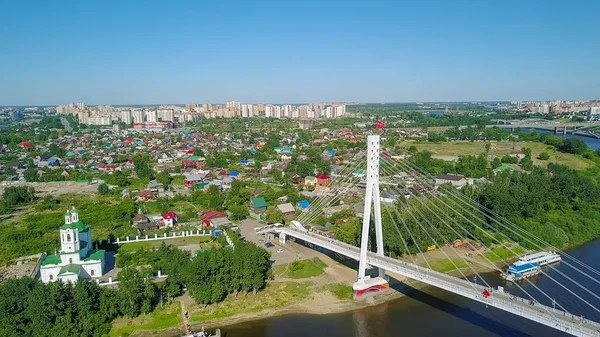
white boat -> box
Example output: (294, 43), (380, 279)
(516, 251), (561, 267)
(501, 251), (561, 282)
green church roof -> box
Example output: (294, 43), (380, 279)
(41, 254), (61, 266)
(83, 249), (105, 262)
(59, 264), (81, 275)
(60, 220), (90, 232)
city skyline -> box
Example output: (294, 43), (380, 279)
(1, 0), (599, 105)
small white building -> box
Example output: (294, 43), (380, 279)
(39, 207), (105, 284)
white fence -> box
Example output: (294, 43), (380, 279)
(105, 230), (211, 245)
(97, 270), (168, 287)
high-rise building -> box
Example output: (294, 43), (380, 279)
(247, 104), (253, 117)
(121, 110), (132, 125)
(132, 109), (144, 124)
(241, 104), (249, 118)
(265, 106), (272, 118)
(79, 111), (90, 124)
(146, 110), (157, 122)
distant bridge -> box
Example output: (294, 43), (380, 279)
(489, 119), (600, 136)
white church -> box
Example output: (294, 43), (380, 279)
(39, 207), (105, 284)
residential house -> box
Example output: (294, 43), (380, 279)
(199, 211), (231, 228)
(435, 174), (468, 188)
(352, 169), (365, 178)
(184, 173), (206, 188)
(147, 180), (164, 192)
(304, 176), (317, 186)
(250, 197), (267, 213)
(316, 174), (331, 186)
(276, 203), (296, 218)
(162, 211), (179, 228)
(291, 174), (305, 185)
(131, 214), (159, 231)
(138, 190), (156, 201)
(493, 164), (514, 176)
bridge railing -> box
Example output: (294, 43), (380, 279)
(277, 227), (600, 336)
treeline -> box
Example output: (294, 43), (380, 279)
(0, 236), (272, 336)
(0, 269), (155, 337)
(117, 235), (272, 304)
(333, 163), (600, 256)
(0, 186), (35, 214)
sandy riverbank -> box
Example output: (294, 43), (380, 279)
(138, 249), (494, 337)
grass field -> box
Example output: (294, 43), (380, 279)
(401, 141), (592, 170)
(109, 302), (182, 337)
(427, 258), (469, 273)
(482, 245), (526, 263)
(272, 258), (327, 279)
(118, 236), (213, 252)
(189, 282), (311, 322)
(326, 284), (354, 300)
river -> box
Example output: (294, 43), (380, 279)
(221, 237), (600, 336)
(507, 127), (600, 150)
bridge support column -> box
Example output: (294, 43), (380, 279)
(354, 135), (389, 299)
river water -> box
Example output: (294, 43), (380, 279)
(507, 127), (600, 150)
(221, 238), (600, 337)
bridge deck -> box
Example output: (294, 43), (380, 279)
(273, 228), (600, 337)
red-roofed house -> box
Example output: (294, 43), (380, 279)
(162, 211), (179, 228)
(315, 174), (331, 186)
(138, 190), (156, 201)
(19, 141), (32, 149)
(199, 211), (230, 228)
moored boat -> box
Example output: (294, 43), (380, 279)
(501, 251), (561, 282)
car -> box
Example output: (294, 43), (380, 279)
(264, 242), (274, 248)
(277, 249), (285, 253)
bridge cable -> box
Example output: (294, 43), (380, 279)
(388, 151), (600, 304)
(377, 169), (482, 292)
(380, 160), (571, 318)
(384, 152), (600, 315)
(386, 148), (600, 282)
(296, 148), (366, 224)
(296, 152), (366, 224)
(379, 164), (491, 289)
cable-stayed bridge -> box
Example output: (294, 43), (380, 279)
(259, 135), (600, 336)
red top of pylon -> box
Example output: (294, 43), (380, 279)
(376, 120), (385, 129)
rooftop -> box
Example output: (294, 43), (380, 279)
(59, 264), (81, 275)
(60, 220), (90, 232)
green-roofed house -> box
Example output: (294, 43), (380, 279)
(39, 207), (105, 284)
(251, 197), (267, 213)
(493, 164), (515, 176)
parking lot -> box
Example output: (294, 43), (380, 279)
(240, 218), (321, 265)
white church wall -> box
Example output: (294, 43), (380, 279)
(81, 262), (102, 279)
(40, 266), (61, 283)
(60, 252), (81, 265)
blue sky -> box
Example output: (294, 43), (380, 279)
(1, 0), (599, 105)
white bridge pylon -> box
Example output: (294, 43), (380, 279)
(353, 134), (389, 297)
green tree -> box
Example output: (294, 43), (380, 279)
(133, 154), (154, 180)
(155, 171), (172, 188)
(265, 207), (283, 224)
(538, 152), (550, 160)
(97, 183), (109, 195)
